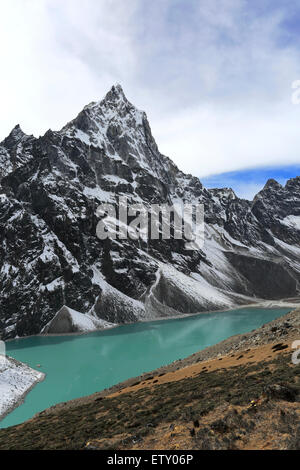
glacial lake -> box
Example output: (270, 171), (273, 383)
(0, 307), (291, 429)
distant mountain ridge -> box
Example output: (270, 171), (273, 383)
(0, 84), (300, 339)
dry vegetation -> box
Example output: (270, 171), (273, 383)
(0, 343), (299, 450)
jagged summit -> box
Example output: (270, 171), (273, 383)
(60, 84), (146, 147)
(80, 84), (133, 116)
(57, 84), (175, 181)
(62, 84), (143, 132)
(3, 124), (27, 148)
(263, 178), (282, 190)
(285, 176), (300, 189)
(0, 124), (33, 180)
(103, 83), (128, 103)
(10, 123), (23, 134)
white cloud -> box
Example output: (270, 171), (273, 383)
(151, 101), (300, 177)
(0, 0), (138, 137)
(0, 0), (300, 178)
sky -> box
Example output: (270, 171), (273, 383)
(0, 0), (300, 199)
(201, 164), (300, 199)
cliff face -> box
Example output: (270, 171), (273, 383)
(0, 84), (300, 339)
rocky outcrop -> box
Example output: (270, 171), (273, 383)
(42, 306), (114, 334)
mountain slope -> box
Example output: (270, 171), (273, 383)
(0, 85), (300, 339)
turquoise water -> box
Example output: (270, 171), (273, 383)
(0, 307), (291, 429)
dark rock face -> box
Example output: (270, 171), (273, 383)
(0, 84), (300, 340)
(225, 253), (298, 299)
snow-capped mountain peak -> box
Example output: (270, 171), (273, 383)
(59, 85), (172, 185)
(0, 85), (300, 339)
(61, 84), (145, 146)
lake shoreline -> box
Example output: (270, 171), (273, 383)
(1, 303), (298, 428)
(25, 307), (300, 420)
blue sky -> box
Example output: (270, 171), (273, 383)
(0, 0), (300, 192)
(201, 164), (300, 200)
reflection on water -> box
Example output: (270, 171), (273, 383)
(1, 307), (291, 429)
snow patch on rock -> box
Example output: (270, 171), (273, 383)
(0, 356), (44, 421)
(281, 215), (300, 231)
(42, 306), (115, 334)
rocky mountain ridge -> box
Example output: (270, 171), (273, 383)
(0, 84), (299, 339)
